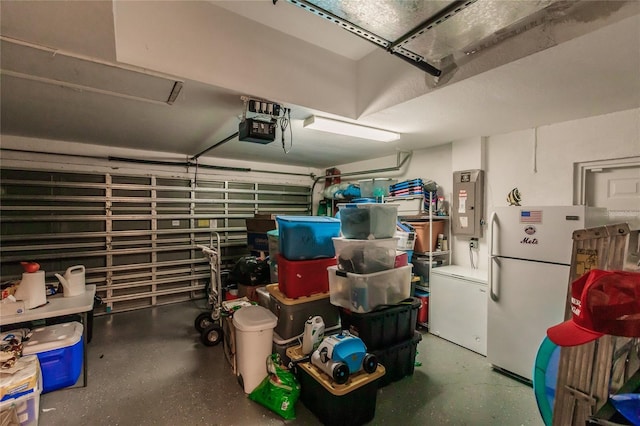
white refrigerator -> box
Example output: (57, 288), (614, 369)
(487, 205), (608, 381)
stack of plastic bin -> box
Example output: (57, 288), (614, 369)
(329, 202), (422, 387)
(339, 300), (422, 387)
(329, 203), (411, 312)
(270, 216), (341, 362)
(275, 216), (340, 299)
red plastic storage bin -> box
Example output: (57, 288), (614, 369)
(277, 254), (336, 299)
(394, 250), (408, 268)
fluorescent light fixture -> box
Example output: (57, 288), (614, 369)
(303, 116), (400, 142)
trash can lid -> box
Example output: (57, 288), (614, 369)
(232, 305), (277, 332)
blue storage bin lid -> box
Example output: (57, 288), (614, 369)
(276, 216), (340, 223)
(396, 221), (414, 232)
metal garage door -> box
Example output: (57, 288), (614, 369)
(0, 168), (311, 314)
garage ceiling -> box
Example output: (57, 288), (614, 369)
(1, 0), (639, 168)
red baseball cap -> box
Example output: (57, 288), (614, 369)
(547, 269), (640, 347)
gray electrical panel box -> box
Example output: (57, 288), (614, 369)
(452, 169), (484, 238)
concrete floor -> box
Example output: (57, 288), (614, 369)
(39, 300), (544, 426)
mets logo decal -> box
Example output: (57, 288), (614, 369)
(524, 225), (536, 235)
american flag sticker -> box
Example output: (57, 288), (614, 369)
(520, 210), (543, 224)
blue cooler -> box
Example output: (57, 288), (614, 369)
(22, 322), (83, 393)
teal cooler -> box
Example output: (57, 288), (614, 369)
(22, 322), (83, 393)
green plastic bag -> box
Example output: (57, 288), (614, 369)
(249, 353), (301, 420)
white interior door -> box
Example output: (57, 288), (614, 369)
(583, 161), (640, 226)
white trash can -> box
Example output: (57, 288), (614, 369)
(232, 305), (278, 393)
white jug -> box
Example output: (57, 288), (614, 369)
(55, 265), (86, 297)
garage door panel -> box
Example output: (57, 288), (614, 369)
(0, 167), (311, 314)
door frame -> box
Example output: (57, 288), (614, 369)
(574, 156), (640, 205)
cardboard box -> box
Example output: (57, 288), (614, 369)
(0, 355), (40, 401)
(245, 215), (277, 233)
(237, 283), (266, 303)
(246, 214), (277, 252)
(247, 233), (270, 252)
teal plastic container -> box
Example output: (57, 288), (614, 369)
(276, 216), (341, 260)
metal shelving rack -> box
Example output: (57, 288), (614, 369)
(395, 192), (451, 328)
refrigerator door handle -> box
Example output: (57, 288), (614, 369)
(490, 256), (499, 301)
(489, 211), (499, 301)
(489, 211), (497, 257)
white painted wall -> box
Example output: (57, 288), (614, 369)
(336, 107), (640, 271)
(486, 108), (639, 207)
(476, 107), (639, 270)
(452, 137), (485, 171)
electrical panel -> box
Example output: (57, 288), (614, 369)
(238, 118), (276, 144)
(452, 169), (484, 238)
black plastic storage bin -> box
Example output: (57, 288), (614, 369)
(372, 331), (422, 387)
(295, 361), (385, 426)
(339, 297), (420, 350)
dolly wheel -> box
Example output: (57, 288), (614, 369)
(201, 324), (223, 346)
(363, 353), (378, 374)
(194, 312), (213, 333)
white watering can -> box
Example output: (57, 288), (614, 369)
(55, 265), (86, 297)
